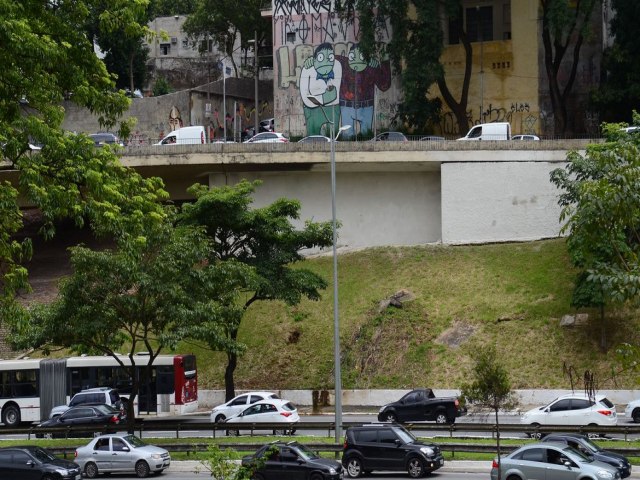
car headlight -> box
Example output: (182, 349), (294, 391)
(596, 470), (614, 479)
(151, 454), (163, 460)
(55, 469), (70, 476)
(328, 467), (337, 474)
(420, 447), (435, 456)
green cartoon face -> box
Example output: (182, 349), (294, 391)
(314, 47), (335, 75)
(348, 46), (367, 72)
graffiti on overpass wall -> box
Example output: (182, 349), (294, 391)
(274, 1), (395, 137)
(439, 102), (540, 136)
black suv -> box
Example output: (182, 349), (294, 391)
(241, 441), (342, 480)
(342, 424), (444, 478)
(0, 446), (81, 479)
(542, 433), (631, 478)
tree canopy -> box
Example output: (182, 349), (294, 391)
(179, 180), (334, 400)
(550, 113), (640, 342)
(1, 0), (167, 329)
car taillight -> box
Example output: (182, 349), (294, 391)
(597, 409), (614, 416)
(201, 131), (205, 144)
(74, 450), (78, 458)
(110, 415), (120, 423)
(492, 459), (499, 469)
(280, 412), (292, 417)
(455, 399), (460, 407)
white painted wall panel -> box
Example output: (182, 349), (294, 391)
(210, 171), (442, 249)
(441, 162), (564, 244)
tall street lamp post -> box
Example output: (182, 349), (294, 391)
(307, 96), (350, 442)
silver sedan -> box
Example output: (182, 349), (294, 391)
(74, 434), (170, 478)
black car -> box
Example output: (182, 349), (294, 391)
(377, 388), (466, 424)
(37, 404), (123, 438)
(241, 441), (341, 480)
(0, 446), (81, 480)
(542, 433), (631, 478)
(342, 424), (443, 478)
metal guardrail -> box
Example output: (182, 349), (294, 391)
(15, 420), (640, 442)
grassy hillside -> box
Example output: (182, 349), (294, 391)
(185, 239), (640, 391)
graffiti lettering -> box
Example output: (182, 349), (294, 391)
(274, 0), (332, 16)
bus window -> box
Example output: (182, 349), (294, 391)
(156, 366), (174, 395)
(13, 370), (38, 397)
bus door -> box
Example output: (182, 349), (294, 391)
(137, 367), (157, 415)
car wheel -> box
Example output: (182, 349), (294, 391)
(528, 424), (544, 440)
(435, 412), (449, 424)
(214, 414), (226, 423)
(2, 404), (20, 426)
(633, 408), (640, 423)
(84, 462), (99, 479)
(407, 457), (425, 478)
(383, 412), (397, 423)
(310, 474), (323, 480)
(345, 456), (364, 478)
(506, 476), (522, 480)
(135, 460), (150, 478)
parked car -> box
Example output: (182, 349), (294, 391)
(37, 404), (124, 438)
(542, 433), (631, 478)
(75, 434), (170, 478)
(512, 134), (540, 141)
(89, 132), (124, 147)
(223, 399), (299, 435)
(419, 135), (445, 141)
(521, 393), (617, 438)
(155, 126), (207, 145)
(490, 441), (621, 480)
(243, 132), (289, 143)
(342, 423), (444, 478)
(259, 118), (275, 132)
(0, 446), (81, 480)
(625, 397), (640, 423)
(371, 131), (408, 142)
(241, 440), (341, 480)
(210, 391), (280, 423)
(50, 386), (123, 418)
(377, 388), (467, 424)
(458, 122), (511, 141)
(298, 135), (331, 143)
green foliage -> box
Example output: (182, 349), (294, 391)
(0, 0), (168, 324)
(461, 346), (518, 412)
(202, 444), (273, 480)
(148, 0), (197, 16)
(183, 0), (271, 77)
(153, 76), (172, 96)
(590, 0), (640, 123)
(179, 180), (333, 398)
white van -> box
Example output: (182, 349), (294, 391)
(457, 122), (511, 141)
(155, 126), (207, 145)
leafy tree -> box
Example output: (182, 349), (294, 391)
(148, 0), (197, 17)
(550, 113), (640, 348)
(8, 219), (250, 425)
(179, 180), (334, 400)
(182, 0), (271, 78)
(337, 0), (472, 133)
(590, 0), (640, 123)
(461, 345), (518, 480)
(540, 0), (600, 136)
(1, 0), (168, 324)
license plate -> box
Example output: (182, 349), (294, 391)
(439, 458), (444, 465)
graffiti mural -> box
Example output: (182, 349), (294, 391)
(168, 106), (183, 131)
(439, 102), (540, 137)
(273, 0), (397, 137)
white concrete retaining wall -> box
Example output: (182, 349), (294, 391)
(441, 161), (565, 244)
(209, 170), (442, 248)
(199, 389), (640, 411)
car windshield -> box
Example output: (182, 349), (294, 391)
(394, 427), (417, 444)
(580, 438), (601, 453)
(564, 446), (593, 462)
(123, 435), (146, 448)
(94, 404), (117, 414)
(32, 447), (56, 462)
(295, 444), (319, 460)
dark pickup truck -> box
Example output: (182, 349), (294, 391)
(377, 388), (466, 424)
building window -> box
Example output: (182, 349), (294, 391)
(286, 31), (296, 43)
(467, 6), (493, 42)
(160, 43), (171, 55)
(502, 2), (511, 40)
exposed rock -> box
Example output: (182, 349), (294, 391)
(560, 315), (575, 327)
(378, 289), (416, 312)
(560, 313), (589, 327)
(496, 314), (525, 322)
(435, 321), (477, 348)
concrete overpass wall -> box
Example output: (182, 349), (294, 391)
(209, 170), (442, 249)
(441, 161), (565, 244)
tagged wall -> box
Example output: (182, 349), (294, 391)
(272, 0), (402, 138)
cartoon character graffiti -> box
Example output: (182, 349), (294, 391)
(168, 106), (183, 132)
(299, 43), (342, 136)
(336, 44), (391, 137)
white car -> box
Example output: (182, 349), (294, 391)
(223, 399), (300, 434)
(624, 398), (640, 423)
(74, 434), (170, 478)
(210, 391), (280, 423)
(512, 134), (540, 141)
(521, 394), (617, 438)
(243, 132), (289, 143)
